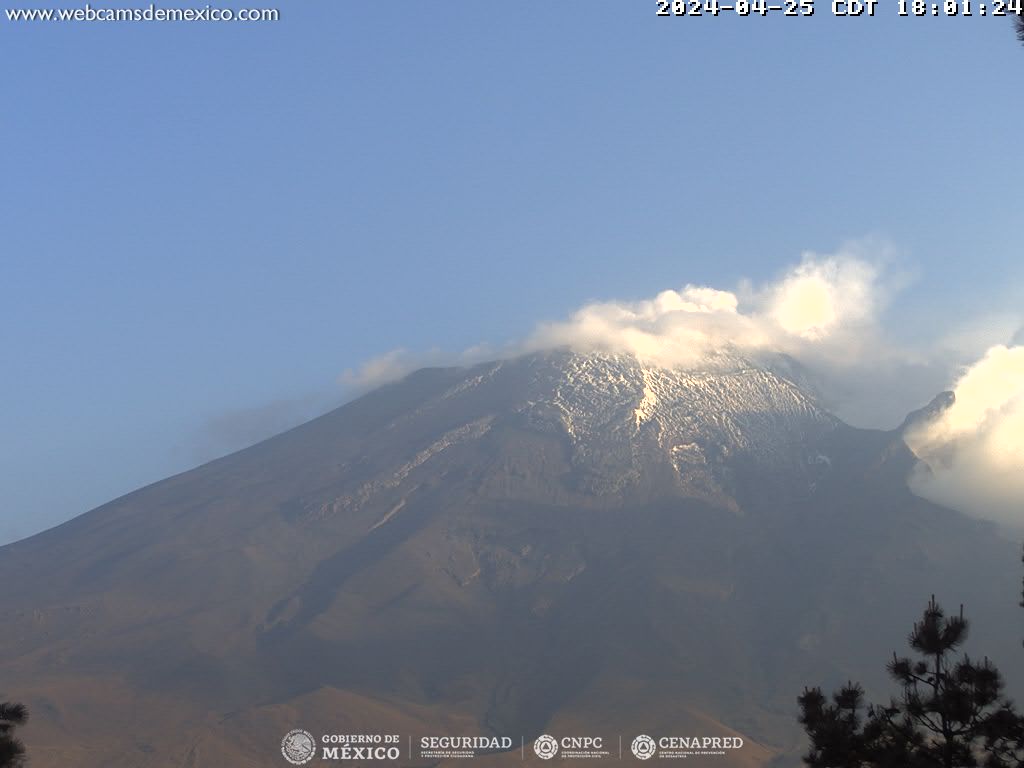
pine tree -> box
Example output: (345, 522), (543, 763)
(0, 702), (27, 768)
(798, 598), (1024, 767)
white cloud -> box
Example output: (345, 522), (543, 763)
(766, 256), (878, 340)
(522, 250), (885, 370)
(334, 246), (921, 422)
(905, 345), (1024, 526)
(339, 349), (417, 392)
(524, 286), (760, 368)
(338, 346), (469, 393)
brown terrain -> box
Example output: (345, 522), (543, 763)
(1, 350), (1020, 767)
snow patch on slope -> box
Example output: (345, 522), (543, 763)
(517, 350), (837, 495)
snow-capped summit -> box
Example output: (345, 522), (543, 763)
(381, 348), (840, 499)
(514, 349), (836, 466)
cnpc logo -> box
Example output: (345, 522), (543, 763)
(534, 734), (605, 759)
(533, 734), (558, 759)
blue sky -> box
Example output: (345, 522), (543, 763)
(3, 1), (1023, 543)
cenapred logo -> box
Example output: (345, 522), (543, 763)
(534, 734), (559, 760)
(281, 729), (316, 765)
(631, 734), (657, 760)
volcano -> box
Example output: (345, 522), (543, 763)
(1, 349), (1020, 767)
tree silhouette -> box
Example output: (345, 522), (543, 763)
(1016, 13), (1023, 44)
(0, 702), (27, 768)
(798, 598), (1024, 767)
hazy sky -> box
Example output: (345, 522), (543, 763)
(3, 2), (1023, 543)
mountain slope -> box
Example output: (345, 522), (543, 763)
(1, 350), (1020, 767)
